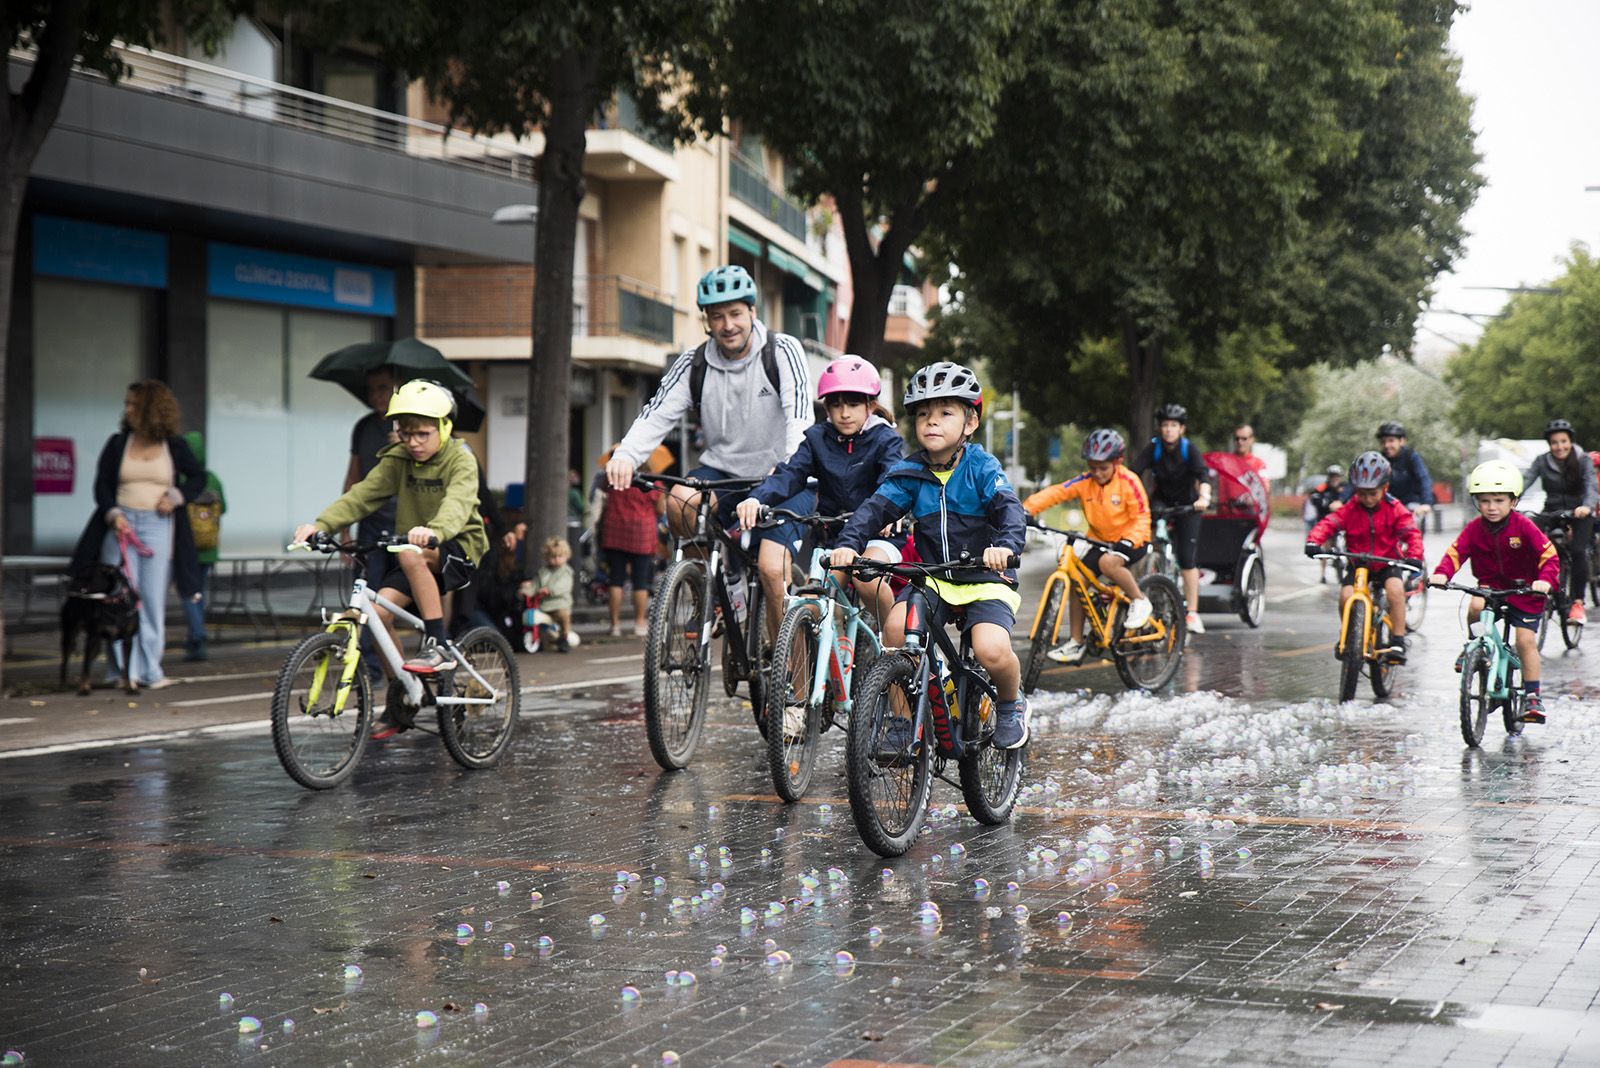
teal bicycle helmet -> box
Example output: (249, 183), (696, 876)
(696, 265), (757, 308)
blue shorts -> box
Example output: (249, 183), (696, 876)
(685, 464), (815, 554)
(1500, 605), (1541, 633)
(895, 584), (1017, 633)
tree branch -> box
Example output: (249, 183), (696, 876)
(11, 0), (89, 171)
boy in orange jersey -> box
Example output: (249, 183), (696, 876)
(1023, 429), (1152, 663)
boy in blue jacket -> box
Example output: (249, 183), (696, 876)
(830, 361), (1030, 749)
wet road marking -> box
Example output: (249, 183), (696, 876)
(1273, 644), (1330, 658)
(1270, 584), (1330, 604)
(0, 717), (38, 726)
(0, 719), (270, 760)
(168, 690), (271, 708)
(588, 653), (644, 664)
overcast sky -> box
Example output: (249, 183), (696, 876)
(1415, 0), (1600, 355)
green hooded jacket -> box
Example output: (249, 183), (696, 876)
(314, 438), (487, 564)
(182, 431), (227, 565)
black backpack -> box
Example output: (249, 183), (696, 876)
(688, 333), (781, 414)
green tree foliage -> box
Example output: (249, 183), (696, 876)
(684, 0), (1021, 359)
(1447, 247), (1600, 444)
(323, 0), (705, 543)
(1291, 358), (1460, 484)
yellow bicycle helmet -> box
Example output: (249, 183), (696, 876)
(1466, 459), (1523, 497)
(386, 379), (456, 441)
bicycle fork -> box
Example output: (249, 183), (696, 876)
(308, 620), (362, 715)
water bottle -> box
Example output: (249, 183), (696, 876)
(729, 581), (748, 622)
(939, 661), (960, 720)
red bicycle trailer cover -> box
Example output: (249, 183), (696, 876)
(1204, 452), (1271, 539)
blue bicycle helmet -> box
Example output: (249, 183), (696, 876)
(1082, 429), (1126, 462)
(696, 265), (757, 308)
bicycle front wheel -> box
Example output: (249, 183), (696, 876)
(270, 630), (371, 789)
(1115, 574), (1186, 691)
(1338, 601), (1366, 703)
(438, 626), (521, 769)
(1022, 581), (1063, 695)
(644, 559), (711, 770)
(1458, 644), (1490, 747)
(846, 653), (931, 857)
(767, 603), (822, 802)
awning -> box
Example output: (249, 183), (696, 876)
(767, 245), (824, 291)
(728, 226), (762, 257)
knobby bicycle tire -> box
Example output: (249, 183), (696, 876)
(644, 559), (711, 770)
(1115, 574), (1186, 691)
(1022, 582), (1063, 695)
(271, 630), (372, 790)
(1370, 606), (1396, 699)
(1338, 601), (1366, 703)
(1458, 644), (1490, 747)
(846, 653), (931, 857)
(767, 603), (823, 802)
(1238, 555), (1266, 628)
(438, 626), (521, 769)
(957, 667), (1023, 825)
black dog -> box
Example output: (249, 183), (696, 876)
(59, 563), (141, 695)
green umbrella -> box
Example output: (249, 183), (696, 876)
(309, 337), (484, 432)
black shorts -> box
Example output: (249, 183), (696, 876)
(894, 584), (1017, 632)
(1341, 565), (1402, 589)
(377, 538), (474, 602)
(1163, 510), (1202, 570)
(1082, 543), (1149, 573)
(603, 548), (657, 590)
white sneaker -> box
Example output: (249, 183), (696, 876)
(1124, 598), (1154, 630)
(1186, 611), (1205, 634)
(1047, 639), (1086, 664)
(608, 625), (623, 638)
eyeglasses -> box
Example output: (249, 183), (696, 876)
(1233, 435), (1253, 442)
(397, 429), (437, 443)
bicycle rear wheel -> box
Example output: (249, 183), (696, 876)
(1338, 602), (1366, 703)
(1238, 555), (1266, 628)
(1021, 582), (1063, 695)
(846, 653), (931, 857)
(1404, 577), (1427, 630)
(1115, 574), (1185, 691)
(1458, 645), (1489, 747)
(1561, 602), (1583, 649)
(644, 559), (711, 770)
(1500, 656), (1525, 737)
(767, 603), (822, 802)
(271, 630), (371, 789)
(438, 626), (521, 769)
(747, 580), (770, 729)
(1370, 603), (1396, 699)
(1537, 603), (1553, 652)
(958, 674), (1023, 825)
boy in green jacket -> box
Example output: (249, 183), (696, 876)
(293, 380), (486, 674)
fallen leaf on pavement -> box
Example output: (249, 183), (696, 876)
(859, 1031), (884, 1042)
(1315, 1002), (1344, 1011)
(268, 916), (283, 924)
(1332, 960), (1349, 971)
(312, 1002), (346, 1015)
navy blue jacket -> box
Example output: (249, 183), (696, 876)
(748, 417), (905, 518)
(836, 442), (1026, 586)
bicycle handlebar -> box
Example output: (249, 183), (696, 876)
(1310, 549), (1423, 573)
(631, 472), (762, 492)
(1150, 504), (1197, 518)
(1026, 519), (1126, 554)
(826, 552), (1022, 581)
(1437, 581), (1545, 603)
(288, 531), (437, 555)
(753, 506), (854, 530)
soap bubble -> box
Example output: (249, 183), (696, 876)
(502, 943), (516, 959)
(677, 971), (697, 986)
(495, 880), (511, 895)
(343, 964), (363, 981)
(218, 993), (234, 1010)
(827, 867), (846, 882)
(661, 1053), (681, 1067)
(818, 804), (833, 816)
(665, 969), (679, 985)
(740, 908), (757, 925)
(621, 985), (641, 1002)
(415, 1010), (439, 1029)
(709, 956), (725, 970)
(1012, 904), (1029, 920)
(473, 1002), (488, 1017)
(760, 848), (772, 860)
(456, 923), (475, 943)
(710, 882), (725, 896)
(1056, 911), (1073, 927)
(714, 943), (728, 956)
(529, 891), (544, 907)
(834, 950), (855, 966)
(972, 878), (990, 892)
(1005, 881), (1020, 896)
(484, 920), (494, 932)
(589, 914), (606, 927)
(2, 1054), (23, 1067)
(282, 1019), (295, 1034)
(867, 926), (884, 942)
(538, 935), (554, 951)
(237, 1017), (261, 1035)
(1104, 882), (1119, 895)
(881, 868), (894, 881)
(950, 843), (966, 858)
(1236, 847), (1253, 861)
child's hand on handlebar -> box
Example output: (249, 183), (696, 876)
(735, 498), (761, 530)
(292, 523), (319, 546)
(983, 546), (1014, 571)
(830, 546), (859, 569)
(1428, 573), (1447, 587)
(1531, 580), (1553, 594)
(407, 526), (437, 548)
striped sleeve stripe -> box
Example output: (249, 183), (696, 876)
(1538, 544), (1558, 563)
(775, 333), (809, 418)
(636, 348), (698, 421)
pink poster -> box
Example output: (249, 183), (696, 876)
(33, 437), (74, 494)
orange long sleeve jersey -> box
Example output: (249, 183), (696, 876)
(1023, 468), (1152, 546)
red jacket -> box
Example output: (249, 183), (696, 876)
(1307, 494), (1424, 561)
(1433, 512), (1559, 615)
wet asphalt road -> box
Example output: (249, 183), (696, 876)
(2, 527), (1599, 1067)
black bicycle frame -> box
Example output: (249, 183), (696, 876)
(900, 581), (998, 762)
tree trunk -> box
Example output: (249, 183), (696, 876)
(1, 1), (90, 689)
(522, 48), (600, 545)
(1122, 316), (1164, 446)
(839, 184), (928, 363)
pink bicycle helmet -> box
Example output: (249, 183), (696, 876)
(817, 355), (882, 399)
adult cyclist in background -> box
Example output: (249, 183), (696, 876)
(1129, 403), (1212, 633)
(1374, 422), (1434, 524)
(1524, 418), (1596, 625)
(605, 265), (814, 640)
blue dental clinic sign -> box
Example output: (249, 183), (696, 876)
(207, 242), (395, 316)
(34, 216), (168, 287)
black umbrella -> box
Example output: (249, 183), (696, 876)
(309, 337), (483, 432)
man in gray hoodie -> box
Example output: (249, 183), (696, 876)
(606, 265), (814, 604)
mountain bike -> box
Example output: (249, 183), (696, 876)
(1528, 510), (1583, 651)
(1021, 521), (1185, 694)
(759, 507), (873, 802)
(636, 473), (768, 770)
(1441, 582), (1544, 747)
(1147, 503), (1193, 584)
(275, 533), (520, 788)
(839, 555), (1025, 857)
(1310, 549), (1420, 702)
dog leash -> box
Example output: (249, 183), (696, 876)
(117, 526), (154, 590)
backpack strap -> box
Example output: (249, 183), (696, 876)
(1151, 437), (1163, 462)
(688, 331), (782, 412)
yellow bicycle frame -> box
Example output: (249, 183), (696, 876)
(1028, 542), (1170, 650)
(306, 613), (364, 716)
(1336, 564), (1382, 662)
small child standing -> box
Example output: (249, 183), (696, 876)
(529, 536), (576, 651)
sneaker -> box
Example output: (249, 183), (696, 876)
(633, 623), (649, 638)
(1047, 638), (1086, 664)
(1385, 634), (1410, 665)
(403, 640), (457, 675)
(609, 624), (623, 638)
(874, 715), (916, 762)
(1521, 692), (1546, 724)
(140, 677), (176, 691)
(1124, 597), (1153, 631)
(1568, 602), (1587, 624)
(992, 698), (1030, 750)
(782, 705), (808, 740)
(371, 708), (402, 741)
(1185, 611), (1205, 634)
(1454, 650), (1465, 673)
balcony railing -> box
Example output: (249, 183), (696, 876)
(887, 284), (927, 325)
(421, 274), (678, 345)
(729, 155), (808, 241)
(21, 42), (543, 181)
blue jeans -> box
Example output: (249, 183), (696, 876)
(101, 508), (173, 685)
(183, 563), (213, 655)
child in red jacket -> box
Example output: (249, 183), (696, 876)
(1429, 460), (1559, 723)
(1305, 451), (1425, 663)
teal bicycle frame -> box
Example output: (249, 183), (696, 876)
(1446, 581), (1543, 747)
(793, 546), (884, 723)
